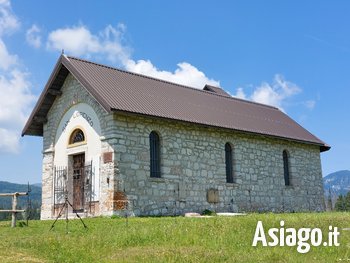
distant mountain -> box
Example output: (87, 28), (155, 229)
(0, 181), (42, 220)
(323, 170), (350, 196)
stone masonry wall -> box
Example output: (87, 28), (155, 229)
(112, 113), (325, 215)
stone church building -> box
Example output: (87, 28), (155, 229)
(22, 55), (330, 219)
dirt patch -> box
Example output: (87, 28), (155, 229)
(0, 250), (47, 263)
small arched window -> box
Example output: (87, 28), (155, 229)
(283, 150), (290, 186)
(69, 129), (85, 145)
(149, 131), (161, 178)
(225, 143), (234, 183)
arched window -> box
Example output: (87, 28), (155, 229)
(149, 131), (161, 178)
(225, 143), (234, 183)
(283, 150), (290, 186)
(69, 129), (85, 145)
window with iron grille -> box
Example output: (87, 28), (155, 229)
(225, 142), (234, 183)
(283, 150), (291, 186)
(149, 131), (161, 178)
(69, 129), (85, 144)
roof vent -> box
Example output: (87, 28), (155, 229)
(203, 84), (231, 97)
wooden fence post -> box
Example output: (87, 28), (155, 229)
(0, 192), (27, 227)
(11, 193), (18, 228)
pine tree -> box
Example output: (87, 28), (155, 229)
(345, 192), (350, 210)
(327, 188), (333, 210)
(335, 195), (344, 211)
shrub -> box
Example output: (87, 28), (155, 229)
(201, 209), (216, 216)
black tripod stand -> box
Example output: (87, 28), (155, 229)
(50, 192), (87, 233)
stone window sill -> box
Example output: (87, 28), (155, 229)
(226, 183), (238, 188)
(148, 177), (165, 183)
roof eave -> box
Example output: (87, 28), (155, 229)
(22, 55), (66, 137)
(22, 55), (113, 137)
(320, 144), (331, 152)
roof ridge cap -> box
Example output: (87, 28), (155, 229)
(67, 55), (279, 111)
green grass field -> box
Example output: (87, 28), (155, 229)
(0, 213), (349, 262)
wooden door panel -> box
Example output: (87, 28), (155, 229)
(72, 154), (85, 211)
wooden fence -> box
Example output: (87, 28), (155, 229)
(0, 192), (28, 227)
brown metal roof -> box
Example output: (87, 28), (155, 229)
(22, 55), (330, 152)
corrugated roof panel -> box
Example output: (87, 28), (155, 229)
(23, 55), (330, 151)
(67, 56), (327, 146)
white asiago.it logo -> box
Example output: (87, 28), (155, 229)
(252, 220), (340, 253)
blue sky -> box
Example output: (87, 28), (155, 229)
(0, 0), (348, 183)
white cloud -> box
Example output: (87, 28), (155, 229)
(304, 100), (316, 110)
(0, 70), (36, 154)
(99, 24), (131, 65)
(0, 0), (18, 70)
(0, 38), (16, 69)
(233, 74), (301, 111)
(125, 59), (219, 88)
(47, 25), (100, 56)
(0, 0), (35, 154)
(46, 23), (219, 89)
(0, 70), (35, 127)
(0, 0), (19, 35)
(234, 87), (246, 100)
(251, 83), (283, 108)
(47, 23), (131, 66)
(0, 127), (20, 153)
(26, 24), (41, 48)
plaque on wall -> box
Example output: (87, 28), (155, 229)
(207, 188), (219, 203)
(103, 152), (113, 163)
